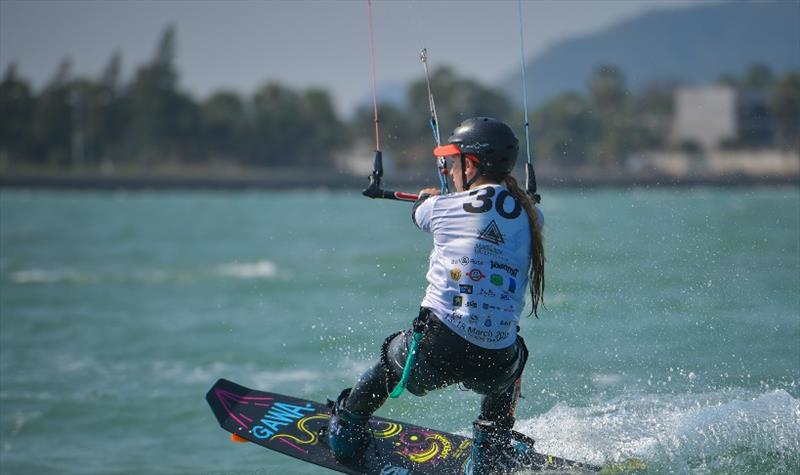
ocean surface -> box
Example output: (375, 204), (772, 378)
(0, 187), (798, 475)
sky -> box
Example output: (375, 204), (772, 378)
(0, 0), (709, 116)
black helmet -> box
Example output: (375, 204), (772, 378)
(433, 117), (519, 178)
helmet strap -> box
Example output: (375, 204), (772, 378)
(460, 154), (468, 191)
(461, 153), (482, 191)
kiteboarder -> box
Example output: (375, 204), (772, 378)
(328, 117), (545, 474)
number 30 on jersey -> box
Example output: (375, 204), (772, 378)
(462, 187), (521, 219)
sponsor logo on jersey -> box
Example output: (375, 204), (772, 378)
(478, 220), (505, 245)
(447, 312), (463, 321)
(469, 314), (479, 323)
(460, 284), (473, 294)
(468, 269), (485, 282)
(500, 292), (511, 301)
(500, 320), (512, 327)
(451, 257), (484, 266)
(491, 261), (519, 277)
(466, 300), (478, 308)
(483, 302), (501, 311)
(484, 318), (492, 327)
(490, 274), (503, 286)
(450, 268), (462, 281)
(508, 278), (517, 293)
(474, 243), (503, 258)
(478, 288), (496, 298)
(453, 295), (463, 306)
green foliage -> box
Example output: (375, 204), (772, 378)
(531, 92), (597, 164)
(408, 66), (514, 136)
(392, 66), (515, 167)
(631, 81), (675, 150)
(768, 72), (800, 149)
(0, 64), (35, 161)
(589, 65), (627, 112)
(92, 52), (130, 163)
(128, 24), (192, 164)
(352, 101), (418, 167)
(29, 59), (74, 165)
(250, 82), (345, 166)
(0, 21), (796, 175)
(587, 65), (632, 168)
(741, 63), (776, 90)
(201, 90), (246, 160)
(347, 66), (514, 169)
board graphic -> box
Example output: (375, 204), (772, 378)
(206, 379), (643, 474)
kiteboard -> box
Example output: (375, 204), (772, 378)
(206, 378), (645, 474)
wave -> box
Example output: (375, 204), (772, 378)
(249, 368), (323, 389)
(9, 268), (88, 284)
(5, 259), (280, 285)
(149, 360), (325, 390)
(12, 350), (799, 472)
(515, 389), (800, 473)
(215, 260), (278, 279)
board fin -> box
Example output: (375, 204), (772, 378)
(230, 433), (249, 443)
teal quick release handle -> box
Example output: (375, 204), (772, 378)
(389, 332), (422, 398)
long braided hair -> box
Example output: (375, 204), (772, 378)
(502, 175), (545, 317)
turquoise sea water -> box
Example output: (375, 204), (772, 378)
(0, 188), (798, 475)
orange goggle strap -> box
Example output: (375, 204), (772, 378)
(432, 144), (481, 190)
(432, 144), (479, 164)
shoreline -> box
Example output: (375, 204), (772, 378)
(0, 171), (798, 191)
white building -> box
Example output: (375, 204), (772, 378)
(671, 85), (738, 150)
(671, 85), (772, 150)
(630, 85), (798, 177)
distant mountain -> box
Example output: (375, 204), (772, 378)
(502, 1), (800, 106)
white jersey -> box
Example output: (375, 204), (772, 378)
(414, 184), (533, 349)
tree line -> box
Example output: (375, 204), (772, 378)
(1, 25), (798, 173)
